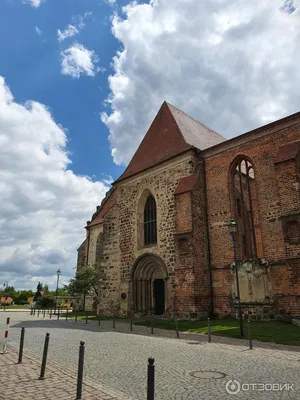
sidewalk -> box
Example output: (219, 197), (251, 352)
(0, 344), (118, 400)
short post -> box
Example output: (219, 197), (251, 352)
(98, 314), (101, 327)
(30, 308), (33, 316)
(38, 333), (50, 380)
(75, 312), (78, 323)
(151, 314), (154, 335)
(208, 318), (211, 343)
(57, 307), (60, 320)
(50, 309), (52, 319)
(113, 312), (116, 329)
(175, 317), (179, 339)
(17, 327), (25, 364)
(147, 357), (155, 400)
(248, 320), (253, 349)
(1, 317), (10, 354)
(76, 341), (85, 400)
(130, 315), (133, 332)
(66, 308), (68, 322)
(37, 309), (40, 317)
(85, 312), (88, 324)
(43, 309), (45, 318)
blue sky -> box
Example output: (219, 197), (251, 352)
(0, 0), (131, 181)
(0, 0), (299, 290)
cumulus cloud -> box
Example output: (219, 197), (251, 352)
(61, 43), (101, 78)
(23, 0), (44, 7)
(101, 0), (300, 165)
(0, 76), (109, 289)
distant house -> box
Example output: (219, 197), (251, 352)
(56, 296), (74, 308)
(1, 297), (13, 305)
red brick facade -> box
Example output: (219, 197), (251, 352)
(78, 104), (300, 319)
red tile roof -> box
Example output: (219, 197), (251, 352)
(88, 188), (118, 227)
(275, 140), (300, 164)
(115, 102), (225, 182)
(174, 174), (197, 195)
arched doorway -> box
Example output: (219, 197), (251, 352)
(131, 254), (168, 315)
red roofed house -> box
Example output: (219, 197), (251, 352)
(77, 102), (300, 320)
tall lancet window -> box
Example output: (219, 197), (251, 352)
(144, 195), (157, 245)
(232, 158), (259, 259)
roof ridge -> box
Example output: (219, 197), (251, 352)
(166, 102), (223, 138)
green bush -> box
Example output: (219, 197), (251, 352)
(36, 294), (55, 308)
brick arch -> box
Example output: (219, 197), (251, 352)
(136, 189), (158, 249)
(228, 155), (262, 259)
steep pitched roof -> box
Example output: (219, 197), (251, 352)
(167, 103), (225, 150)
(87, 188), (118, 227)
(116, 102), (225, 182)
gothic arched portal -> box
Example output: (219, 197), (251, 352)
(131, 254), (168, 315)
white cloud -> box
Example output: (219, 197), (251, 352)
(61, 43), (100, 78)
(101, 0), (300, 166)
(0, 76), (109, 289)
(57, 25), (79, 42)
(35, 26), (42, 35)
(23, 0), (44, 8)
(57, 11), (92, 42)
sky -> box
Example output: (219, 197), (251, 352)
(0, 0), (300, 291)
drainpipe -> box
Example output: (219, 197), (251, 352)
(202, 157), (215, 318)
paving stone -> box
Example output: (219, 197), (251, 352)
(1, 312), (300, 400)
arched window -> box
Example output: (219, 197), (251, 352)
(144, 195), (157, 245)
(232, 158), (259, 259)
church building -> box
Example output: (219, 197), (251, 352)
(77, 102), (300, 320)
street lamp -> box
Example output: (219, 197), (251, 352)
(55, 269), (61, 313)
(227, 219), (244, 336)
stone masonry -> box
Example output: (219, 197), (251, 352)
(77, 102), (300, 320)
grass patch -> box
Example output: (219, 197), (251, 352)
(135, 318), (300, 346)
(59, 311), (125, 321)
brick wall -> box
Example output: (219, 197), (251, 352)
(204, 122), (300, 317)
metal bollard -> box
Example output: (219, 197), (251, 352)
(147, 357), (155, 400)
(39, 333), (50, 380)
(98, 314), (101, 327)
(75, 312), (78, 323)
(76, 341), (85, 400)
(37, 309), (40, 317)
(113, 312), (116, 329)
(85, 312), (88, 324)
(130, 315), (133, 332)
(208, 318), (211, 343)
(18, 327), (25, 364)
(66, 308), (68, 322)
(50, 309), (52, 319)
(57, 307), (60, 320)
(175, 317), (179, 339)
(151, 314), (154, 335)
(248, 320), (253, 349)
(43, 309), (45, 318)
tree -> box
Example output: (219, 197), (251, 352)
(44, 284), (49, 292)
(33, 282), (43, 302)
(67, 263), (107, 314)
(36, 294), (55, 308)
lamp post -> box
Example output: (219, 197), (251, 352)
(55, 269), (61, 313)
(227, 219), (244, 337)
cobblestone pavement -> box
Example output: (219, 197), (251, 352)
(0, 342), (124, 400)
(1, 312), (300, 400)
